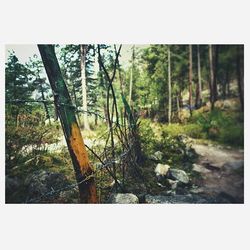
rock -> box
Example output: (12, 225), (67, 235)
(155, 164), (170, 177)
(167, 179), (178, 190)
(149, 151), (164, 161)
(24, 170), (71, 202)
(154, 164), (171, 184)
(169, 168), (189, 184)
(192, 163), (211, 174)
(108, 193), (139, 204)
(190, 187), (205, 194)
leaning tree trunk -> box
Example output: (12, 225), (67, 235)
(168, 45), (172, 123)
(80, 45), (90, 130)
(38, 45), (97, 203)
(189, 45), (193, 116)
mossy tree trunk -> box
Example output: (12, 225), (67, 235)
(38, 45), (97, 203)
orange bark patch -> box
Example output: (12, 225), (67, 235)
(88, 180), (98, 203)
(69, 123), (92, 174)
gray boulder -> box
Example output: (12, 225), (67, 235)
(154, 164), (170, 178)
(169, 168), (189, 184)
(24, 170), (71, 202)
(192, 163), (211, 174)
(167, 179), (178, 190)
(108, 193), (139, 204)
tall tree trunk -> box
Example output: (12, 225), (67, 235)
(209, 45), (215, 109)
(189, 45), (193, 115)
(129, 45), (135, 106)
(80, 45), (90, 130)
(168, 46), (172, 124)
(213, 45), (218, 102)
(179, 90), (183, 108)
(176, 95), (180, 121)
(196, 45), (202, 108)
(227, 78), (231, 97)
(38, 45), (97, 203)
(222, 66), (229, 99)
(71, 82), (81, 126)
(236, 45), (244, 111)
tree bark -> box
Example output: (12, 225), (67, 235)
(80, 45), (90, 130)
(189, 45), (193, 115)
(213, 45), (218, 102)
(176, 95), (180, 121)
(236, 45), (244, 111)
(168, 46), (172, 123)
(195, 45), (202, 108)
(71, 82), (81, 126)
(38, 45), (97, 203)
(209, 45), (215, 109)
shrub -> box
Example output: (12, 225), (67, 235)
(183, 124), (206, 139)
(190, 108), (244, 147)
(139, 119), (158, 154)
(160, 123), (205, 139)
(219, 124), (244, 147)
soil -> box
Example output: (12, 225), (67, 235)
(191, 142), (244, 203)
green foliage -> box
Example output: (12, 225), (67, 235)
(139, 119), (196, 167)
(159, 129), (196, 167)
(6, 108), (61, 173)
(190, 108), (244, 147)
(160, 123), (205, 139)
(139, 119), (158, 155)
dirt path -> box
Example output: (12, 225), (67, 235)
(192, 143), (244, 202)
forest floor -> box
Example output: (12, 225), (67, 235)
(6, 97), (243, 204)
(46, 120), (244, 203)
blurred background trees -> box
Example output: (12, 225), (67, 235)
(5, 44), (244, 203)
